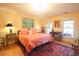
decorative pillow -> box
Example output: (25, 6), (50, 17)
(30, 28), (38, 35)
(19, 29), (29, 35)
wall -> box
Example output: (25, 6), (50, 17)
(39, 17), (53, 28)
(0, 7), (79, 45)
(39, 12), (79, 45)
(53, 12), (79, 45)
(0, 11), (22, 34)
(0, 8), (37, 35)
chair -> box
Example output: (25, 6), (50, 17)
(74, 39), (79, 55)
(0, 37), (6, 50)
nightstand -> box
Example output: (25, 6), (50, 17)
(6, 33), (18, 45)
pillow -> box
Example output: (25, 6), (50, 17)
(19, 29), (29, 35)
(30, 28), (37, 34)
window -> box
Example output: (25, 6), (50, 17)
(46, 21), (52, 34)
(63, 20), (74, 37)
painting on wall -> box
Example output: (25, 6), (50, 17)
(22, 17), (34, 29)
(54, 20), (60, 27)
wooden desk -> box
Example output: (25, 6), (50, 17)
(52, 32), (62, 41)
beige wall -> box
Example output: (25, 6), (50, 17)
(0, 12), (21, 33)
(0, 7), (79, 45)
(40, 12), (79, 44)
(52, 12), (79, 45)
(0, 8), (38, 34)
(40, 12), (79, 45)
(0, 7), (41, 35)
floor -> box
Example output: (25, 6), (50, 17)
(28, 42), (75, 56)
(54, 40), (73, 48)
(0, 40), (76, 56)
(0, 43), (24, 56)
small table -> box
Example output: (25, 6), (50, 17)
(6, 33), (18, 45)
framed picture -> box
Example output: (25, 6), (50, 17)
(54, 20), (60, 27)
(22, 17), (34, 29)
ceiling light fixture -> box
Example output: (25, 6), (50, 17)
(31, 3), (48, 16)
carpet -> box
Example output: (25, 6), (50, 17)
(27, 42), (75, 56)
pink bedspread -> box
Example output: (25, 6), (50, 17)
(19, 33), (52, 52)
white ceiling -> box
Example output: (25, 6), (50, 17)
(0, 3), (79, 17)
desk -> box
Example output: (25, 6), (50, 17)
(52, 32), (62, 41)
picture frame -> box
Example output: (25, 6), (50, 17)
(22, 17), (34, 29)
(54, 20), (60, 27)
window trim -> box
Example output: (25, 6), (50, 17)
(46, 20), (53, 34)
(62, 17), (75, 38)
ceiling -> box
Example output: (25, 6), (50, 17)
(0, 3), (79, 18)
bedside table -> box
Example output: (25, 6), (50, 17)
(6, 33), (18, 45)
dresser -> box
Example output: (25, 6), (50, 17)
(6, 33), (18, 45)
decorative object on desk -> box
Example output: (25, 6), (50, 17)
(41, 27), (45, 33)
(54, 20), (60, 27)
(6, 23), (13, 34)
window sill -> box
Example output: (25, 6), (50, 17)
(63, 36), (74, 39)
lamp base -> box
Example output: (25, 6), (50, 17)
(10, 28), (12, 34)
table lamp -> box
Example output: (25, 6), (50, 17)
(6, 23), (13, 34)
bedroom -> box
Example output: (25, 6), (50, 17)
(0, 3), (79, 56)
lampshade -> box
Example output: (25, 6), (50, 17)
(6, 23), (13, 27)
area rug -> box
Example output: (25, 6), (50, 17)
(27, 42), (75, 56)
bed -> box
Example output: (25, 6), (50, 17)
(18, 29), (52, 52)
